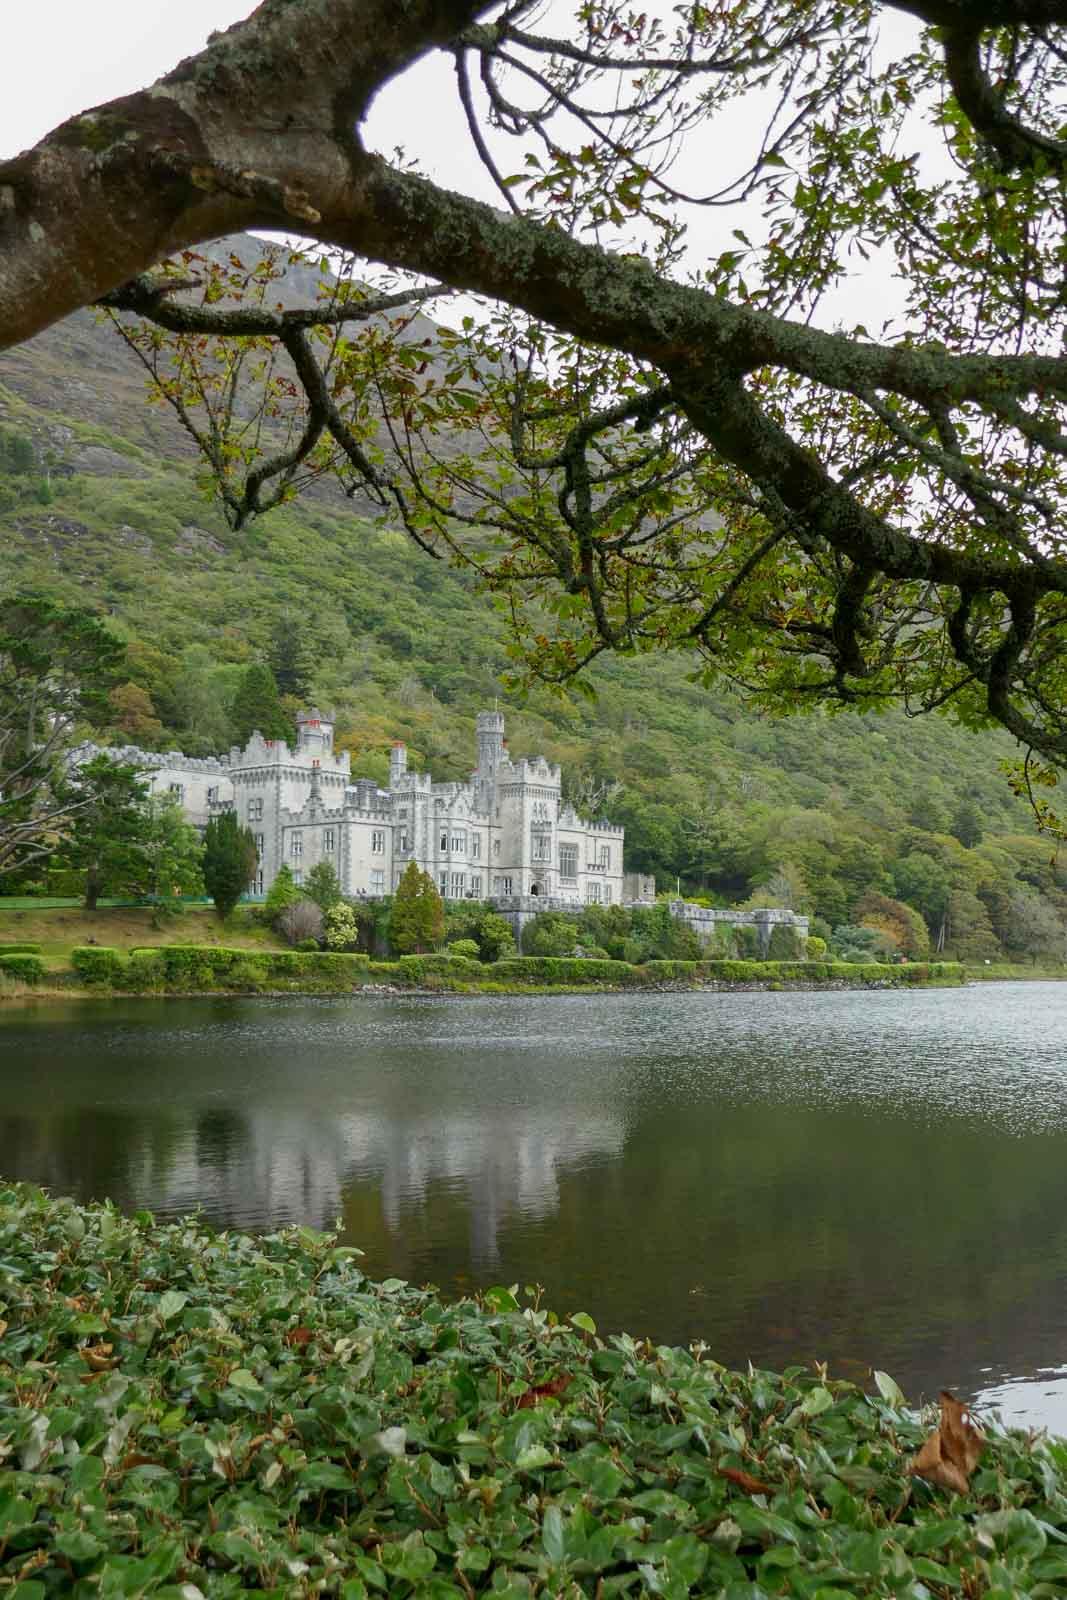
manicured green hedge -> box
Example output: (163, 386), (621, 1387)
(637, 959), (699, 980)
(0, 941), (42, 954)
(0, 952), (45, 983)
(398, 952), (473, 981)
(366, 960), (404, 981)
(70, 945), (374, 991)
(70, 946), (127, 984)
(57, 945), (965, 994)
(487, 956), (636, 985)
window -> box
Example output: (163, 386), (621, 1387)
(248, 797), (263, 821)
(207, 785), (218, 803)
(599, 845), (611, 868)
(254, 833), (265, 857)
(450, 872), (465, 898)
(290, 833), (303, 859)
(169, 782), (185, 802)
(559, 843), (578, 880)
(293, 869), (303, 886)
(399, 832), (409, 852)
(370, 869), (385, 893)
(586, 881), (602, 903)
(603, 884), (612, 904)
(253, 870), (264, 895)
(399, 807), (408, 819)
(439, 873), (448, 893)
(451, 831), (466, 853)
(470, 873), (482, 897)
(440, 830), (448, 851)
(471, 834), (481, 859)
(372, 830), (385, 854)
(493, 839), (501, 856)
(493, 875), (513, 896)
(531, 831), (551, 862)
(323, 829), (335, 852)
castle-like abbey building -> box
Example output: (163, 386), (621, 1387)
(134, 709), (642, 907)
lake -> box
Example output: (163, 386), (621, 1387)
(3, 982), (1067, 1429)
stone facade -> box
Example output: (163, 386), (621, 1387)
(103, 710), (810, 947)
(137, 708), (639, 907)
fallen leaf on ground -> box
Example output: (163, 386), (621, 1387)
(516, 1376), (571, 1409)
(79, 1342), (115, 1372)
(717, 1466), (774, 1496)
(285, 1326), (314, 1348)
(910, 1390), (984, 1493)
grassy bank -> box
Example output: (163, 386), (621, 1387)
(0, 942), (966, 1000)
(0, 1181), (1063, 1597)
(0, 905), (283, 974)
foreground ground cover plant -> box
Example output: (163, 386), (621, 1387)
(0, 1187), (1065, 1597)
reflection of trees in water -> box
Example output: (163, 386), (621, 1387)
(0, 1111), (188, 1211)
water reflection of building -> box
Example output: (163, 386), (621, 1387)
(142, 1106), (623, 1266)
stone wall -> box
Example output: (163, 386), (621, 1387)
(493, 895), (808, 953)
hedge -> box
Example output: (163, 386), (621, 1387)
(486, 956), (636, 985)
(68, 945), (375, 991)
(0, 941), (42, 954)
(54, 947), (965, 994)
(0, 952), (46, 983)
(70, 946), (127, 984)
(398, 952), (474, 981)
(635, 959), (699, 980)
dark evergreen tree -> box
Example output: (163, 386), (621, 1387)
(230, 663), (290, 745)
(953, 799), (984, 849)
(52, 756), (151, 911)
(0, 593), (126, 877)
(304, 860), (343, 910)
(388, 861), (445, 954)
(202, 809), (258, 920)
(267, 613), (313, 701)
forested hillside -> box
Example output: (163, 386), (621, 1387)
(1, 239), (1063, 963)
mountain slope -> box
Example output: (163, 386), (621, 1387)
(1, 236), (1061, 955)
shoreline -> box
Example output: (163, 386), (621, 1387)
(0, 970), (981, 1006)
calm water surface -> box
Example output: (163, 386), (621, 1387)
(3, 983), (1067, 1428)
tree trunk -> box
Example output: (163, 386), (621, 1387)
(83, 864), (101, 912)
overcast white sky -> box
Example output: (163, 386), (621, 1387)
(1, 0), (489, 199)
(2, 0), (926, 333)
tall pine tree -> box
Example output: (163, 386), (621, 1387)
(268, 613), (313, 700)
(202, 809), (258, 920)
(230, 663), (291, 745)
(388, 862), (445, 954)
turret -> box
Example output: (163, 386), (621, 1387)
(476, 710), (506, 777)
(390, 741), (408, 787)
(296, 707), (334, 753)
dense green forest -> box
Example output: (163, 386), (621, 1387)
(1, 251), (1064, 965)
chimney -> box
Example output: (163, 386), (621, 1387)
(390, 741), (407, 787)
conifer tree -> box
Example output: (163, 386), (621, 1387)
(305, 860), (342, 910)
(268, 614), (313, 701)
(263, 863), (301, 922)
(230, 663), (290, 746)
(388, 861), (445, 954)
(202, 809), (258, 921)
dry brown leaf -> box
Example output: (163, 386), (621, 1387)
(515, 1375), (572, 1409)
(285, 1326), (313, 1348)
(78, 1341), (115, 1373)
(717, 1465), (774, 1496)
(909, 1390), (985, 1494)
